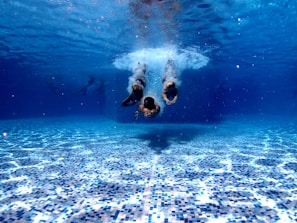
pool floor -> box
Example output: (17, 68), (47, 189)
(0, 117), (296, 222)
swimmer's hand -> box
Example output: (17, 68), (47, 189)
(144, 110), (151, 117)
(165, 98), (177, 105)
(144, 109), (158, 118)
(134, 111), (139, 120)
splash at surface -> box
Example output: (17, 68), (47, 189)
(113, 45), (209, 72)
(114, 45), (209, 108)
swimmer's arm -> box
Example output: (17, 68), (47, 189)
(162, 88), (170, 104)
(138, 104), (159, 117)
(154, 105), (160, 113)
(171, 95), (178, 103)
(138, 104), (145, 113)
(162, 88), (178, 105)
(138, 104), (150, 115)
(150, 105), (160, 115)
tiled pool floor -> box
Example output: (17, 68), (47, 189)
(0, 118), (296, 222)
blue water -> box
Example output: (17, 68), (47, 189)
(1, 0), (296, 121)
(1, 1), (297, 222)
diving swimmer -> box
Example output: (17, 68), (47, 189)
(121, 63), (147, 106)
(137, 96), (160, 118)
(162, 59), (178, 105)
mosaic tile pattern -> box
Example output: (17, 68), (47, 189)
(0, 117), (297, 222)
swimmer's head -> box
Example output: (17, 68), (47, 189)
(144, 97), (155, 110)
(132, 85), (143, 91)
(166, 81), (175, 88)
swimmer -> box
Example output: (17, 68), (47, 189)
(121, 63), (147, 106)
(137, 96), (160, 118)
(162, 59), (178, 105)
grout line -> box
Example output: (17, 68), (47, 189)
(140, 154), (159, 222)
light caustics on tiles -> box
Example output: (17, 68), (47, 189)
(0, 119), (296, 222)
